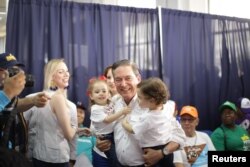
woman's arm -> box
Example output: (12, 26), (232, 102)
(51, 93), (76, 140)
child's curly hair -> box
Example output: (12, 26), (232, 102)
(137, 77), (170, 105)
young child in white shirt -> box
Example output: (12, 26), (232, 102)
(88, 76), (131, 167)
(122, 77), (185, 167)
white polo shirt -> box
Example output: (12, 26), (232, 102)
(113, 95), (146, 166)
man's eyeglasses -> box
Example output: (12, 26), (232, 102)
(180, 118), (196, 123)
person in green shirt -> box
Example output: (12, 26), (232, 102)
(211, 101), (250, 151)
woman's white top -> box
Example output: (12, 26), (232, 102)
(32, 91), (77, 163)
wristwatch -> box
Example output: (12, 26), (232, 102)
(162, 147), (169, 157)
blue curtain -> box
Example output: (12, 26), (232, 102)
(5, 0), (160, 116)
(6, 0), (250, 130)
(161, 9), (250, 130)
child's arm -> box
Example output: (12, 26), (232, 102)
(103, 107), (131, 124)
(122, 117), (134, 134)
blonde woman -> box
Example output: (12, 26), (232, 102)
(32, 59), (77, 167)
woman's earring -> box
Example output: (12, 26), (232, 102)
(49, 81), (58, 91)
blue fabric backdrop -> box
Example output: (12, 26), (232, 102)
(161, 9), (250, 129)
(6, 0), (160, 127)
(5, 0), (250, 130)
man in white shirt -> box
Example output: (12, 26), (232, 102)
(97, 59), (183, 167)
(174, 106), (215, 167)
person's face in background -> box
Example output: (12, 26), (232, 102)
(221, 108), (236, 127)
(52, 62), (70, 89)
(180, 114), (198, 137)
(113, 65), (141, 103)
(77, 107), (85, 126)
(106, 68), (117, 96)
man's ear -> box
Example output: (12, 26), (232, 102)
(196, 118), (199, 126)
(136, 74), (142, 83)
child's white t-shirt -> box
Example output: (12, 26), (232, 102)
(90, 104), (114, 135)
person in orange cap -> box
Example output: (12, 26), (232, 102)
(174, 106), (215, 167)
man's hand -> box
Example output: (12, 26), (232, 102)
(3, 71), (26, 99)
(143, 142), (180, 166)
(143, 148), (163, 167)
(32, 92), (50, 107)
(96, 137), (111, 152)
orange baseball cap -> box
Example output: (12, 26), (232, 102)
(180, 106), (198, 118)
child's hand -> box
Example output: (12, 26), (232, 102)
(77, 127), (92, 137)
(122, 107), (132, 115)
(122, 117), (128, 127)
(122, 117), (134, 133)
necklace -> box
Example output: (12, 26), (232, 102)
(185, 133), (199, 164)
(191, 133), (197, 146)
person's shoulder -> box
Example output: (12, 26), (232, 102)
(196, 131), (212, 140)
(51, 92), (65, 101)
(163, 100), (176, 114)
(0, 90), (9, 99)
(165, 100), (176, 106)
(235, 124), (250, 133)
(67, 100), (77, 109)
(211, 126), (224, 137)
(197, 131), (208, 136)
(0, 90), (11, 110)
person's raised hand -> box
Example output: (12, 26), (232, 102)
(32, 92), (51, 107)
(3, 71), (26, 99)
(123, 107), (132, 115)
